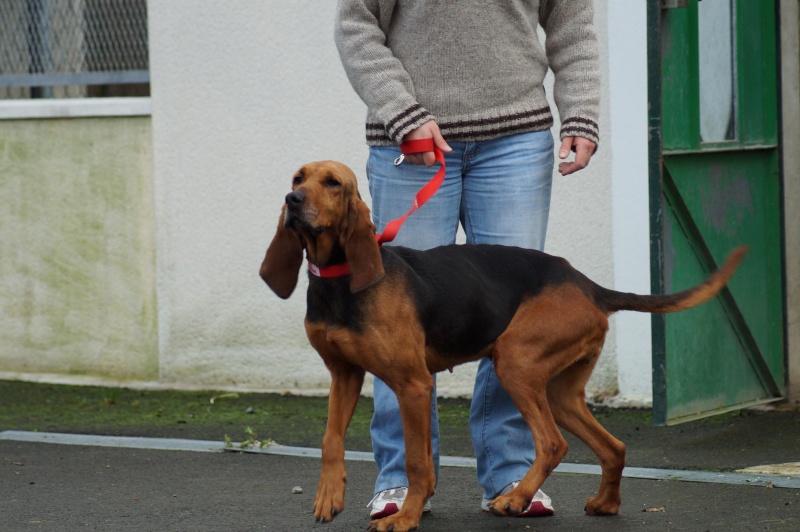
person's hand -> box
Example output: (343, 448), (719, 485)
(403, 121), (452, 166)
(557, 136), (596, 176)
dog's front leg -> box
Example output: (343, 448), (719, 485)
(314, 363), (365, 523)
(369, 374), (436, 532)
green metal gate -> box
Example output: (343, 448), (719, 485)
(648, 0), (785, 425)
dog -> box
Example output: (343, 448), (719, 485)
(260, 160), (746, 532)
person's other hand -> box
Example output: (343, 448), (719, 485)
(557, 136), (596, 176)
(404, 121), (452, 166)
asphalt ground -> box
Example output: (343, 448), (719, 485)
(1, 437), (799, 532)
(2, 402), (800, 531)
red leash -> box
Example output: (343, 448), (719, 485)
(375, 138), (446, 245)
(309, 138), (445, 278)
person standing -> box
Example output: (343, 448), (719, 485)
(334, 0), (599, 519)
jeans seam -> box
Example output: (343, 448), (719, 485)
(479, 368), (497, 498)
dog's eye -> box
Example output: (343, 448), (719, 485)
(292, 175), (303, 186)
(325, 177), (342, 188)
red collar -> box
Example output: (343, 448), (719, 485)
(307, 138), (444, 280)
(308, 261), (350, 278)
(307, 232), (380, 279)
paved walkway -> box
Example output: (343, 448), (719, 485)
(2, 430), (799, 531)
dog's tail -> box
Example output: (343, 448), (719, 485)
(595, 246), (748, 315)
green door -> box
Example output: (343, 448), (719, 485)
(648, 0), (785, 425)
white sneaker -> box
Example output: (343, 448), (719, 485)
(367, 487), (432, 519)
(481, 481), (555, 516)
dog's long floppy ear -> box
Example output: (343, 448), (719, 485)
(260, 205), (304, 299)
(344, 195), (385, 293)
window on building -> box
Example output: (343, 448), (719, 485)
(0, 0), (149, 99)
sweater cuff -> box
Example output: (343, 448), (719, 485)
(384, 103), (434, 143)
(560, 117), (599, 147)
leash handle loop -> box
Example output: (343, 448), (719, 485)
(399, 138), (437, 155)
(375, 138), (446, 245)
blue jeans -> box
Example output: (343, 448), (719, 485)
(367, 130), (554, 500)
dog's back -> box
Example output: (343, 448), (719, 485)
(384, 244), (589, 358)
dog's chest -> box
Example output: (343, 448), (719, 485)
(305, 279), (368, 332)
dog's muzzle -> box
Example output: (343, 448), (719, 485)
(284, 190), (322, 233)
(286, 190), (306, 209)
(284, 190), (306, 227)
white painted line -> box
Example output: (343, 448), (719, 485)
(2, 430), (799, 489)
(617, 465), (800, 489)
(0, 430), (223, 453)
(0, 97), (151, 120)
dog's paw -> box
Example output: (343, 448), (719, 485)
(488, 492), (529, 517)
(368, 513), (419, 532)
(584, 494), (620, 516)
(313, 479), (346, 523)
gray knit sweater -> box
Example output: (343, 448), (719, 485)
(334, 0), (600, 147)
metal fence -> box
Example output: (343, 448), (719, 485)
(0, 0), (149, 98)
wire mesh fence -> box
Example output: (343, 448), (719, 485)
(0, 0), (149, 98)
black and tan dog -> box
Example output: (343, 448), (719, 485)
(260, 160), (746, 532)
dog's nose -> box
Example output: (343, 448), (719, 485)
(285, 190), (306, 208)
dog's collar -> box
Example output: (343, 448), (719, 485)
(308, 261), (350, 278)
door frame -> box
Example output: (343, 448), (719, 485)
(780, 0), (800, 404)
(647, 0), (667, 422)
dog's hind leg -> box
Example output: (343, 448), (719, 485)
(488, 348), (569, 516)
(487, 286), (614, 517)
(548, 353), (625, 515)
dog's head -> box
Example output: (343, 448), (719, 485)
(260, 161), (385, 299)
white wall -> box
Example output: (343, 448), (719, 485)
(148, 1), (369, 392)
(607, 1), (652, 404)
(147, 0), (650, 401)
